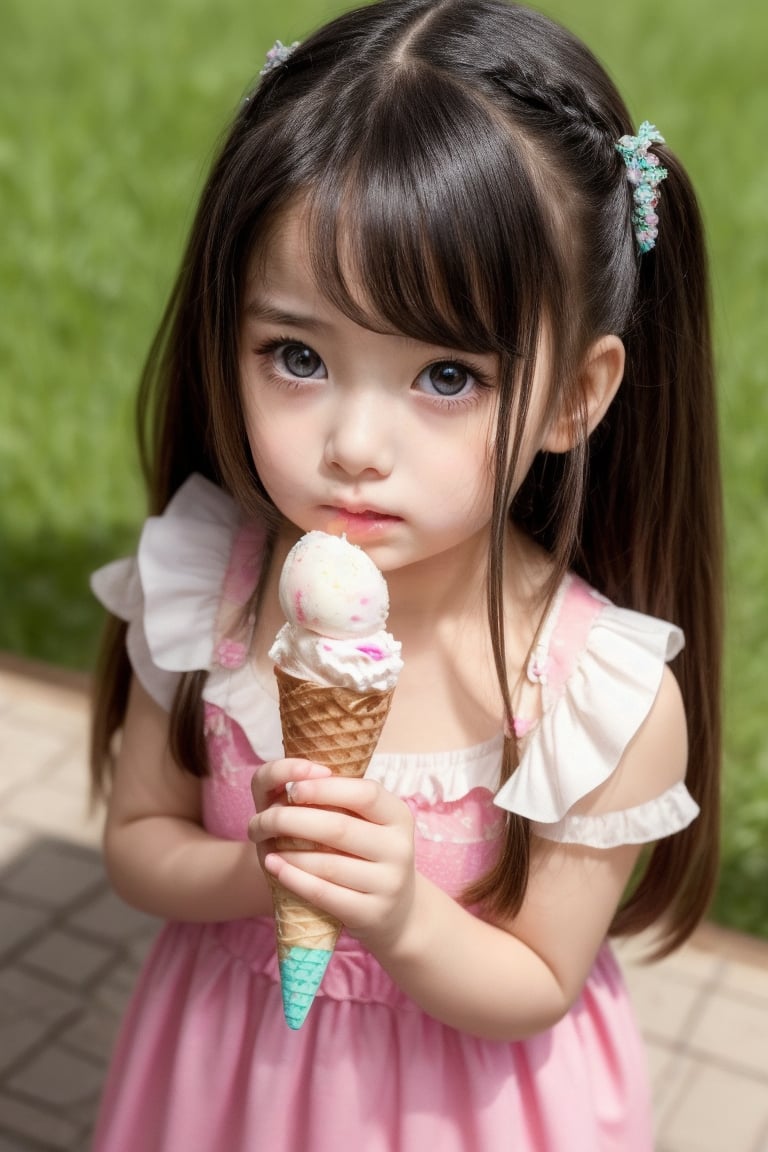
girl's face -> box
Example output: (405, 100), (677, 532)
(239, 207), (551, 576)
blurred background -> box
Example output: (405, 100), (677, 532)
(1, 0), (766, 939)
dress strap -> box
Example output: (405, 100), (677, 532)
(526, 574), (606, 699)
(211, 521), (267, 672)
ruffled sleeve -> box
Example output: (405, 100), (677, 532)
(494, 575), (699, 848)
(90, 475), (242, 711)
(530, 781), (699, 848)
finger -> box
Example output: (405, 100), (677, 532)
(251, 803), (369, 857)
(255, 803), (412, 866)
(251, 758), (332, 810)
(248, 807), (321, 849)
(248, 800), (340, 850)
(263, 852), (376, 924)
(275, 848), (384, 891)
(285, 776), (405, 826)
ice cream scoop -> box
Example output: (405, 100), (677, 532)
(278, 530), (390, 637)
(269, 531), (402, 691)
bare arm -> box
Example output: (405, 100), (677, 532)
(103, 677), (270, 921)
(253, 667), (688, 1040)
(373, 838), (639, 1039)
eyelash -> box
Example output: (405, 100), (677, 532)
(251, 337), (322, 390)
(421, 366), (493, 411)
(251, 336), (494, 406)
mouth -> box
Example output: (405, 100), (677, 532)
(320, 505), (402, 537)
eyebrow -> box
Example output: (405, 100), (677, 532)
(243, 299), (329, 331)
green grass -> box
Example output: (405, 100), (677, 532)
(1, 0), (766, 936)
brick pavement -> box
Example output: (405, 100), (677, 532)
(1, 656), (767, 1151)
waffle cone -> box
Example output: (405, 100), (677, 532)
(273, 666), (395, 774)
(270, 666), (395, 1027)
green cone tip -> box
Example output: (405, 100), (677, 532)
(279, 947), (334, 1030)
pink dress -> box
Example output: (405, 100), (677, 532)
(90, 475), (699, 1152)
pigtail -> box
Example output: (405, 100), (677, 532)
(577, 151), (723, 953)
(89, 616), (132, 801)
(466, 148), (722, 950)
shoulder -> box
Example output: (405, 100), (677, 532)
(91, 474), (268, 709)
(634, 663), (687, 773)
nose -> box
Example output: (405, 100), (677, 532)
(323, 388), (394, 478)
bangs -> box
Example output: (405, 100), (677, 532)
(297, 67), (554, 361)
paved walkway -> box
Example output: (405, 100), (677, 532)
(0, 656), (767, 1152)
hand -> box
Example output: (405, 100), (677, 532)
(249, 760), (416, 954)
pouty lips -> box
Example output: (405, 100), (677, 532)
(322, 505), (402, 538)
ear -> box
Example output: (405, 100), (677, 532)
(541, 335), (625, 453)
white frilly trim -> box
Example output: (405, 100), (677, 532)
(532, 780), (700, 848)
(138, 477), (240, 672)
(203, 662), (286, 764)
(90, 556), (183, 711)
(90, 475), (241, 710)
(494, 603), (684, 822)
(366, 736), (505, 800)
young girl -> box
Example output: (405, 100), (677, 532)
(89, 1), (722, 1148)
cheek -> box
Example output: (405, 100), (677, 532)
(463, 417), (497, 503)
(242, 399), (283, 479)
(425, 434), (496, 524)
(244, 405), (315, 499)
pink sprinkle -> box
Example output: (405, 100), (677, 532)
(350, 615), (362, 622)
(294, 590), (306, 624)
(359, 597), (369, 605)
(356, 645), (384, 660)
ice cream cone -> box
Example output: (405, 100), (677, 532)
(270, 666), (394, 1029)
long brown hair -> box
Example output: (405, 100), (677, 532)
(91, 0), (722, 955)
